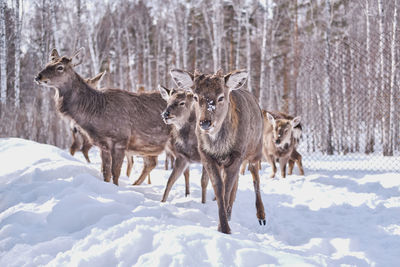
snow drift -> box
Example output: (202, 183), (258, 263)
(1, 138), (399, 266)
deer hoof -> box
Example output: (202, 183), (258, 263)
(258, 219), (266, 225)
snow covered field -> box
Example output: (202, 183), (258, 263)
(1, 138), (399, 266)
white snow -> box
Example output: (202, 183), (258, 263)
(1, 138), (400, 266)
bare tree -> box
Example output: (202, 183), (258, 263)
(0, 0), (7, 105)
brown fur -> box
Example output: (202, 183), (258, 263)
(35, 48), (171, 185)
(159, 86), (209, 203)
(170, 69), (266, 234)
(263, 110), (304, 178)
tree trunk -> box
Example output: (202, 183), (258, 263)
(245, 9), (252, 93)
(388, 0), (398, 156)
(259, 5), (269, 110)
(14, 0), (22, 108)
(0, 0), (7, 105)
(324, 0), (334, 155)
(364, 0), (375, 154)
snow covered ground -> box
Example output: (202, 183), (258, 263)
(1, 138), (399, 266)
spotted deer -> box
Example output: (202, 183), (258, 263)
(170, 69), (266, 234)
(35, 48), (171, 186)
(159, 85), (209, 203)
(264, 110), (304, 178)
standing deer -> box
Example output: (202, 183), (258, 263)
(170, 69), (266, 234)
(240, 110), (304, 177)
(69, 71), (151, 183)
(69, 71), (105, 163)
(158, 85), (209, 203)
(35, 48), (171, 186)
(263, 111), (303, 178)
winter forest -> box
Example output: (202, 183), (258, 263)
(0, 0), (399, 161)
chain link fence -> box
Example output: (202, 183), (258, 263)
(295, 30), (399, 172)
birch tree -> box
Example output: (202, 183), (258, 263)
(388, 0), (398, 156)
(323, 0), (334, 155)
(14, 0), (22, 108)
(0, 0), (7, 105)
(259, 2), (269, 109)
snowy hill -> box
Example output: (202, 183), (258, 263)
(1, 138), (399, 266)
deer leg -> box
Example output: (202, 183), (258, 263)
(164, 154), (169, 170)
(202, 157), (230, 234)
(239, 160), (247, 175)
(223, 158), (241, 221)
(266, 154), (276, 178)
(292, 149), (305, 175)
(147, 174), (151, 184)
(100, 149), (112, 183)
(228, 179), (239, 220)
(161, 156), (188, 202)
(170, 155), (175, 169)
(288, 159), (295, 175)
(184, 167), (190, 197)
(248, 162), (266, 225)
(81, 142), (92, 163)
(200, 166), (209, 204)
(111, 144), (126, 186)
(279, 157), (289, 178)
(70, 132), (81, 156)
(132, 156), (157, 185)
(126, 155), (134, 177)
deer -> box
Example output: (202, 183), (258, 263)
(35, 48), (171, 186)
(240, 110), (304, 177)
(68, 71), (152, 183)
(263, 110), (304, 178)
(170, 69), (266, 234)
(69, 71), (105, 163)
(158, 85), (209, 203)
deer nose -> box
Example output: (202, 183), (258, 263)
(199, 120), (212, 130)
(162, 110), (170, 119)
(35, 74), (42, 82)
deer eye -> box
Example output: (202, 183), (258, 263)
(179, 101), (185, 106)
(57, 65), (64, 72)
(218, 96), (224, 102)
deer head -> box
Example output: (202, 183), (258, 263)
(267, 112), (301, 150)
(170, 69), (247, 135)
(35, 48), (85, 88)
(159, 85), (194, 129)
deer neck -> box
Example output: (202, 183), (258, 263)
(200, 99), (238, 159)
(55, 72), (105, 124)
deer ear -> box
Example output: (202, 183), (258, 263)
(87, 71), (105, 88)
(291, 116), (301, 128)
(158, 85), (171, 101)
(267, 112), (276, 127)
(71, 47), (85, 67)
(170, 69), (194, 89)
(50, 49), (60, 61)
(225, 70), (247, 90)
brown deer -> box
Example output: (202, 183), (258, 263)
(159, 85), (209, 203)
(69, 71), (105, 163)
(35, 48), (171, 186)
(240, 110), (304, 177)
(263, 110), (304, 178)
(170, 69), (266, 234)
(69, 71), (151, 183)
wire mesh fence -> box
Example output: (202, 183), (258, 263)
(295, 30), (400, 172)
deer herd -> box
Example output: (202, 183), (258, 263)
(35, 48), (304, 234)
